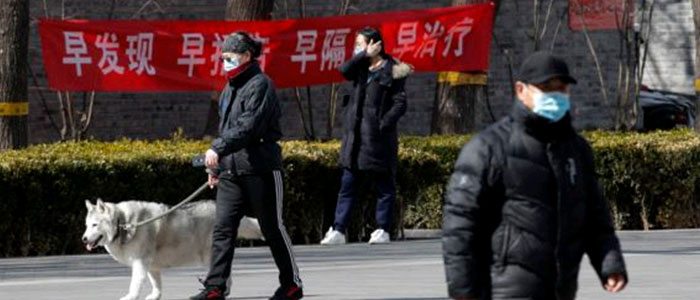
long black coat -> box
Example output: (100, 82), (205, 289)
(211, 62), (283, 176)
(442, 102), (627, 300)
(338, 52), (410, 172)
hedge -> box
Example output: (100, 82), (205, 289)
(1, 129), (699, 256)
(584, 129), (700, 230)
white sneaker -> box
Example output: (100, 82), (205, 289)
(368, 229), (390, 244)
(320, 227), (346, 245)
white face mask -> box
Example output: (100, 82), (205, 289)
(353, 45), (365, 56)
(223, 57), (240, 72)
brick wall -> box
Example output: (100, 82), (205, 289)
(26, 0), (696, 143)
(641, 0), (696, 95)
(28, 0), (228, 143)
(487, 0), (624, 129)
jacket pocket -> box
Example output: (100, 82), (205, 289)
(500, 222), (511, 266)
(492, 222), (511, 272)
(377, 91), (386, 118)
(364, 110), (381, 133)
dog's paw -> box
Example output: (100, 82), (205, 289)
(145, 292), (161, 300)
(119, 294), (138, 300)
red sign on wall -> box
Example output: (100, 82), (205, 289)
(39, 3), (495, 92)
(569, 0), (635, 31)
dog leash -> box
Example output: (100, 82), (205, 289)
(120, 182), (210, 232)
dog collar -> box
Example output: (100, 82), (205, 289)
(113, 214), (127, 244)
(112, 219), (121, 243)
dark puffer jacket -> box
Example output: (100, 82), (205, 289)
(211, 62), (283, 175)
(338, 51), (411, 173)
(442, 101), (627, 300)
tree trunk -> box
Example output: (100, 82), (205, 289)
(227, 0), (274, 20)
(0, 0), (29, 149)
(432, 74), (483, 134)
(430, 0), (497, 135)
(692, 0), (700, 132)
(203, 0), (275, 137)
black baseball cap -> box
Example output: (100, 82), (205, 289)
(517, 51), (577, 85)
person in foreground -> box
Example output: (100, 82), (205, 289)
(442, 51), (628, 300)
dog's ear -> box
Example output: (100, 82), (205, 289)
(85, 200), (94, 211)
(96, 199), (107, 213)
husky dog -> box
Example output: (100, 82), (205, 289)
(82, 199), (263, 300)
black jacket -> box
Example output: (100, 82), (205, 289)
(442, 102), (627, 300)
(211, 62), (283, 175)
(338, 51), (411, 172)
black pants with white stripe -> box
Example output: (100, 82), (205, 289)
(205, 170), (302, 289)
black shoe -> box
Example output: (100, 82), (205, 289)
(189, 285), (225, 300)
(269, 284), (303, 300)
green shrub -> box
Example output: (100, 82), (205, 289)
(0, 139), (213, 256)
(0, 137), (443, 256)
(584, 129), (700, 230)
(1, 129), (699, 257)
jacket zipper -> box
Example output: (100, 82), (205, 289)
(547, 142), (563, 300)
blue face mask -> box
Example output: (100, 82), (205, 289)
(531, 87), (570, 122)
(223, 57), (240, 72)
(353, 46), (365, 56)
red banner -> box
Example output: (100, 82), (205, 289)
(569, 0), (634, 31)
(39, 3), (494, 92)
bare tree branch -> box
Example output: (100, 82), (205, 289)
(294, 87), (312, 139)
(574, 0), (613, 123)
(325, 0), (357, 139)
(79, 91), (95, 139)
(42, 0), (49, 18)
(533, 0), (540, 50)
(27, 62), (60, 135)
(296, 0), (317, 140)
(57, 92), (68, 140)
(539, 0), (555, 40)
(633, 0), (656, 129)
(132, 0), (167, 18)
(108, 0), (117, 19)
(306, 85), (315, 139)
(66, 92), (77, 140)
(549, 9), (566, 51)
(298, 0), (305, 19)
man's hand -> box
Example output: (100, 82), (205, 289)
(604, 273), (627, 293)
(366, 39), (382, 57)
(207, 173), (219, 189)
(205, 149), (219, 169)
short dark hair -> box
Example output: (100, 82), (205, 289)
(222, 31), (262, 58)
(357, 27), (386, 56)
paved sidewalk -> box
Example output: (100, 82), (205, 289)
(0, 230), (698, 300)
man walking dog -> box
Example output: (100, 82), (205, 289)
(190, 32), (303, 300)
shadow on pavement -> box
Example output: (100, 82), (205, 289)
(367, 298), (448, 300)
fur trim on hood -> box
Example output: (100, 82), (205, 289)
(392, 59), (414, 79)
